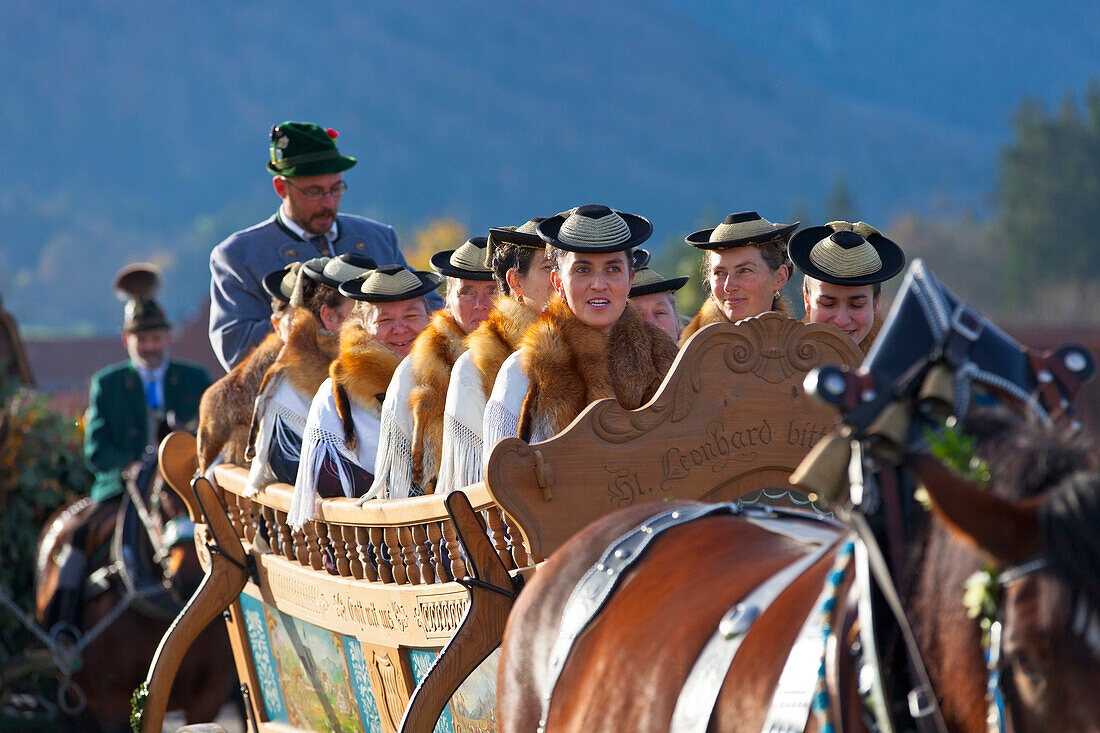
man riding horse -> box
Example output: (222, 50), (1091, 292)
(44, 264), (211, 635)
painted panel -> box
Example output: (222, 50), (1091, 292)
(240, 593), (288, 724)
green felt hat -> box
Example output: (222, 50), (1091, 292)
(268, 121), (357, 177)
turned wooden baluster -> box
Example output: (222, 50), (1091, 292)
(398, 525), (420, 584)
(343, 525), (363, 579)
(483, 507), (514, 570)
(240, 496), (257, 544)
(501, 512), (530, 568)
(292, 524), (309, 566)
(329, 523), (351, 577)
(261, 505), (278, 554)
(275, 511), (295, 561)
(224, 491), (243, 539)
(306, 521), (325, 571)
(441, 519), (467, 580)
(412, 524), (434, 584)
(355, 527), (379, 582)
(384, 526), (408, 584)
(426, 522), (451, 582)
(370, 527), (394, 583)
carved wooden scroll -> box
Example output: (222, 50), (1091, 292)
(484, 313), (863, 558)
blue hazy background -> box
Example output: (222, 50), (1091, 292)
(1, 0), (1098, 334)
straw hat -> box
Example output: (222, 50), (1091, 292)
(686, 212), (798, 250)
(429, 237), (495, 281)
(537, 205), (652, 253)
(267, 121), (356, 177)
(629, 266), (690, 298)
(339, 264), (443, 302)
(262, 262), (303, 304)
(788, 221), (905, 286)
(301, 253), (378, 288)
(484, 218), (547, 266)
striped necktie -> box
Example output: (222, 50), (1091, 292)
(311, 234), (333, 256)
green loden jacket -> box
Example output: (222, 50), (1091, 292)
(84, 360), (211, 502)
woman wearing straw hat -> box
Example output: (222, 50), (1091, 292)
(369, 239), (499, 498)
(437, 218), (555, 493)
(198, 261), (301, 473)
(628, 255), (690, 340)
(483, 205), (679, 453)
(287, 264), (437, 527)
(679, 212), (798, 345)
(789, 220), (905, 353)
(244, 253), (375, 495)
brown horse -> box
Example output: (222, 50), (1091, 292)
(497, 410), (1100, 732)
(35, 462), (239, 732)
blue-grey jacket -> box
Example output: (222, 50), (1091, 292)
(209, 211), (439, 372)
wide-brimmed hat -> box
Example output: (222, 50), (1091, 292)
(267, 121), (357, 177)
(301, 253), (377, 289)
(629, 267), (690, 298)
(537, 205), (652, 253)
(686, 212), (799, 250)
(789, 221), (905, 287)
(114, 263), (170, 333)
(484, 218), (547, 267)
(339, 264), (443, 303)
(632, 248), (651, 269)
(262, 262), (303, 304)
(430, 237), (495, 281)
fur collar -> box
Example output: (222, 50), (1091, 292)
(247, 308), (338, 460)
(198, 330), (282, 471)
(273, 308), (339, 397)
(678, 294), (795, 346)
(408, 310), (469, 491)
(467, 295), (539, 398)
(330, 318), (403, 450)
(518, 296), (678, 441)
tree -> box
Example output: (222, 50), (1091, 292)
(996, 79), (1100, 291)
(823, 175), (858, 223)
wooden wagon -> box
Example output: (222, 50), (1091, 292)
(138, 313), (862, 733)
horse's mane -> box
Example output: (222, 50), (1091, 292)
(965, 407), (1100, 610)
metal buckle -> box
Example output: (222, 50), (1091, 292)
(908, 685), (934, 718)
(950, 305), (983, 342)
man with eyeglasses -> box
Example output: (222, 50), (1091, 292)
(209, 121), (437, 371)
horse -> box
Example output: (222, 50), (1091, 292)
(497, 261), (1100, 732)
(34, 450), (239, 732)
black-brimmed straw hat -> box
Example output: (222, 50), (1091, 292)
(789, 221), (905, 286)
(263, 262), (303, 304)
(429, 237), (495, 281)
(537, 205), (652, 253)
(301, 253), (378, 289)
(114, 263), (170, 333)
(629, 267), (690, 298)
(267, 121), (357, 177)
(686, 212), (799, 250)
(485, 218), (547, 266)
(339, 264), (443, 303)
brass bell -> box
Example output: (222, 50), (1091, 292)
(790, 430), (853, 506)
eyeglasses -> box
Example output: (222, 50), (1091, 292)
(280, 178), (348, 201)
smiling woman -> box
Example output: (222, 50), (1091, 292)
(482, 205), (679, 455)
(679, 212), (798, 346)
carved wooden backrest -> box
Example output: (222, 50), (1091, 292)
(484, 313), (863, 558)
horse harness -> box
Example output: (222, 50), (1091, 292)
(535, 502), (847, 733)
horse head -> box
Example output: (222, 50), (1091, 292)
(910, 416), (1100, 732)
(795, 260), (1100, 732)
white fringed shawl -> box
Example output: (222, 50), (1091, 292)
(437, 351), (486, 493)
(365, 357), (418, 501)
(287, 377), (382, 529)
(245, 375), (312, 496)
